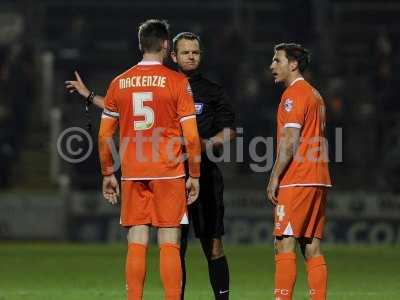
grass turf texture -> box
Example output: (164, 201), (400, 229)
(0, 243), (399, 300)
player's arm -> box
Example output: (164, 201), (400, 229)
(65, 71), (106, 109)
(176, 78), (202, 204)
(181, 116), (202, 204)
(98, 80), (120, 205)
(98, 115), (119, 204)
(267, 127), (300, 205)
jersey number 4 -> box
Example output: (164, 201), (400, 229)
(132, 92), (155, 130)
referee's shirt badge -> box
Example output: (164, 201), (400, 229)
(195, 103), (204, 115)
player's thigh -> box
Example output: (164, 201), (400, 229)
(150, 178), (187, 227)
(191, 167), (225, 238)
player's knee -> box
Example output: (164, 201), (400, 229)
(158, 227), (180, 245)
(209, 239), (224, 260)
(305, 243), (322, 259)
(127, 225), (149, 245)
(274, 237), (296, 254)
(210, 247), (224, 260)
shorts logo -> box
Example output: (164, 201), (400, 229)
(195, 103), (204, 115)
(276, 205), (285, 221)
(284, 99), (293, 112)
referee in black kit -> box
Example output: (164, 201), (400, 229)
(65, 31), (235, 300)
(171, 32), (235, 300)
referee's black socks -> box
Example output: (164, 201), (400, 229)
(208, 256), (230, 299)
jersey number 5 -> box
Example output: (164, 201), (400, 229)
(132, 92), (154, 130)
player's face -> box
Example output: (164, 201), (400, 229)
(172, 39), (201, 72)
(270, 50), (290, 84)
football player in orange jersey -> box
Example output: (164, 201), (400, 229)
(69, 19), (201, 300)
(67, 32), (235, 300)
(267, 43), (331, 300)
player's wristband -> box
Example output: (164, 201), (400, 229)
(86, 91), (95, 106)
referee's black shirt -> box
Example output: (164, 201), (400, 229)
(187, 71), (235, 165)
(188, 71), (235, 139)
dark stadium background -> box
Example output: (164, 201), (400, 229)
(0, 1), (399, 299)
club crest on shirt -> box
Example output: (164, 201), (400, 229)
(284, 99), (293, 112)
(195, 103), (204, 114)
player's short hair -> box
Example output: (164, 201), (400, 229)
(274, 43), (310, 73)
(172, 32), (201, 53)
(138, 19), (170, 53)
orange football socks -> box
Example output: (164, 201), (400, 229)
(160, 243), (182, 300)
(306, 255), (327, 300)
(274, 252), (297, 299)
(126, 243), (147, 300)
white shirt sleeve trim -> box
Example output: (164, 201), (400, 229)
(180, 115), (196, 123)
(284, 123), (302, 129)
(101, 114), (116, 119)
(103, 109), (119, 118)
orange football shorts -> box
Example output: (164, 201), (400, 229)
(274, 186), (328, 239)
(121, 178), (187, 228)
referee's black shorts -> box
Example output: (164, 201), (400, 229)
(188, 161), (225, 238)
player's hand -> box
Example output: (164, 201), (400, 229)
(267, 176), (279, 205)
(102, 174), (120, 205)
(186, 176), (200, 205)
(65, 71), (90, 98)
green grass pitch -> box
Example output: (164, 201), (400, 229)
(0, 243), (399, 299)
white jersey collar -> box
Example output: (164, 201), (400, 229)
(290, 77), (305, 86)
(138, 60), (162, 66)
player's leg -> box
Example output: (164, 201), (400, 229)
(200, 237), (230, 299)
(126, 225), (150, 300)
(299, 189), (328, 300)
(151, 178), (187, 300)
(299, 238), (327, 300)
(180, 224), (189, 300)
(274, 236), (297, 300)
(273, 187), (301, 300)
(158, 227), (182, 300)
(193, 165), (229, 300)
(121, 181), (152, 300)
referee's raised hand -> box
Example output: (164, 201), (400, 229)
(186, 176), (200, 205)
(65, 71), (90, 98)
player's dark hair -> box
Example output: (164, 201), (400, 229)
(138, 19), (170, 53)
(274, 43), (310, 73)
(172, 32), (201, 53)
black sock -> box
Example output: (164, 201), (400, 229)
(208, 256), (230, 299)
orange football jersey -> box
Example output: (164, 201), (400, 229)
(101, 61), (197, 180)
(277, 78), (332, 187)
